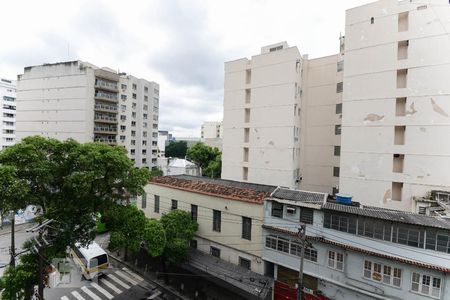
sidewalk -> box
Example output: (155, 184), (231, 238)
(0, 222), (34, 237)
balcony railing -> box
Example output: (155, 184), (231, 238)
(94, 136), (117, 145)
(94, 126), (118, 134)
(94, 103), (118, 112)
(94, 115), (117, 123)
(95, 91), (118, 102)
(95, 79), (118, 92)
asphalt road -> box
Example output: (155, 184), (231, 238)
(0, 223), (35, 277)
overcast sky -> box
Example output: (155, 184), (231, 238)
(0, 0), (373, 137)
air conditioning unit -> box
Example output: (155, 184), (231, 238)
(286, 206), (296, 215)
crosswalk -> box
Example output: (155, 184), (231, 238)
(59, 267), (144, 300)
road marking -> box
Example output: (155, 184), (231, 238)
(122, 267), (144, 281)
(81, 286), (102, 300)
(108, 274), (130, 289)
(116, 270), (138, 285)
(72, 291), (86, 300)
(102, 277), (123, 294)
(61, 296), (70, 300)
(91, 282), (114, 299)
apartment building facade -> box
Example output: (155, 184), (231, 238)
(0, 78), (16, 149)
(16, 61), (159, 168)
(201, 121), (223, 150)
(264, 187), (450, 300)
(222, 42), (303, 189)
(300, 54), (344, 194)
(339, 0), (450, 211)
(138, 175), (274, 299)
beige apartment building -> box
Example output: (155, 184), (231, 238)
(200, 121), (223, 150)
(301, 54), (344, 194)
(222, 42), (302, 189)
(16, 61), (159, 168)
(339, 0), (450, 212)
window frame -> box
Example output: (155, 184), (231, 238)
(271, 202), (283, 218)
(171, 199), (178, 210)
(191, 204), (198, 221)
(239, 257), (251, 270)
(210, 246), (221, 258)
(327, 250), (344, 271)
(242, 217), (252, 240)
(154, 195), (160, 213)
(363, 260), (402, 288)
(213, 210), (221, 232)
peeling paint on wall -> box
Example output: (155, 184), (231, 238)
(405, 102), (417, 115)
(431, 98), (449, 117)
(383, 189), (392, 203)
(363, 114), (384, 121)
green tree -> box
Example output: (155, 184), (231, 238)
(165, 141), (187, 158)
(160, 210), (198, 263)
(0, 136), (151, 259)
(186, 142), (221, 178)
(143, 219), (166, 257)
(104, 204), (147, 261)
(0, 165), (29, 229)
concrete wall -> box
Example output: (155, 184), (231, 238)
(139, 183), (265, 274)
(222, 43), (302, 188)
(301, 54), (343, 194)
(340, 0), (450, 211)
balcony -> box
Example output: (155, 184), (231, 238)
(94, 136), (117, 145)
(94, 126), (118, 134)
(94, 91), (118, 103)
(95, 79), (119, 93)
(94, 114), (117, 124)
(94, 103), (118, 113)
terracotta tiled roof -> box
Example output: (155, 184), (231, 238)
(263, 225), (450, 273)
(150, 176), (273, 204)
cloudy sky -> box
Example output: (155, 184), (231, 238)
(0, 0), (372, 137)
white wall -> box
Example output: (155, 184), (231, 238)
(0, 78), (17, 149)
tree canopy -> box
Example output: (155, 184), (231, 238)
(186, 142), (221, 178)
(0, 165), (29, 220)
(165, 140), (187, 158)
(143, 219), (166, 257)
(160, 210), (198, 263)
(0, 136), (151, 252)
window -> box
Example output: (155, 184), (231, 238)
(396, 98), (407, 116)
(130, 149), (135, 155)
(370, 17), (374, 24)
(392, 182), (403, 201)
(335, 125), (341, 135)
(265, 235), (277, 249)
(364, 260), (401, 287)
(245, 89), (251, 104)
(243, 147), (249, 162)
(411, 272), (441, 298)
(334, 146), (341, 156)
(121, 95), (127, 100)
(336, 82), (343, 93)
(144, 86), (148, 93)
(120, 115), (126, 121)
(271, 202), (283, 218)
(333, 167), (340, 177)
(171, 199), (178, 210)
(242, 217), (252, 240)
(191, 204), (198, 221)
(210, 246), (220, 258)
(132, 83), (137, 90)
(328, 250), (344, 271)
(393, 154), (404, 173)
(239, 257), (251, 270)
(300, 208), (314, 224)
(335, 103), (342, 114)
(120, 125), (126, 131)
(121, 84), (127, 90)
(337, 61), (344, 72)
(213, 210), (221, 232)
(245, 69), (251, 84)
(120, 135), (125, 141)
(243, 167), (248, 181)
(277, 237), (289, 253)
(397, 69), (408, 88)
(394, 126), (406, 145)
(154, 195), (160, 213)
(132, 112), (136, 118)
(398, 12), (409, 32)
(323, 212), (357, 234)
(141, 193), (147, 209)
(244, 108), (250, 123)
(398, 40), (409, 60)
(131, 121), (136, 127)
(132, 93), (137, 99)
(244, 128), (250, 143)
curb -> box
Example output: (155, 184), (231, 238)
(109, 254), (189, 300)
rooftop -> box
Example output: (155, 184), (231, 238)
(150, 175), (276, 204)
(270, 187), (327, 205)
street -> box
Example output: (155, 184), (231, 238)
(0, 223), (34, 277)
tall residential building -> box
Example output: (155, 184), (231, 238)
(339, 0), (450, 212)
(16, 61), (159, 168)
(301, 54), (343, 194)
(201, 121), (223, 150)
(157, 130), (172, 157)
(222, 42), (302, 189)
(0, 78), (16, 150)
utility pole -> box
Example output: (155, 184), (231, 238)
(9, 213), (15, 268)
(297, 224), (306, 300)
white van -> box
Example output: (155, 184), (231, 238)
(70, 241), (109, 279)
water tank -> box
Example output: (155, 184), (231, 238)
(336, 193), (352, 205)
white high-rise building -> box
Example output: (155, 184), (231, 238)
(222, 42), (302, 189)
(16, 61), (159, 168)
(340, 0), (450, 212)
(201, 121), (223, 150)
(0, 78), (16, 150)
